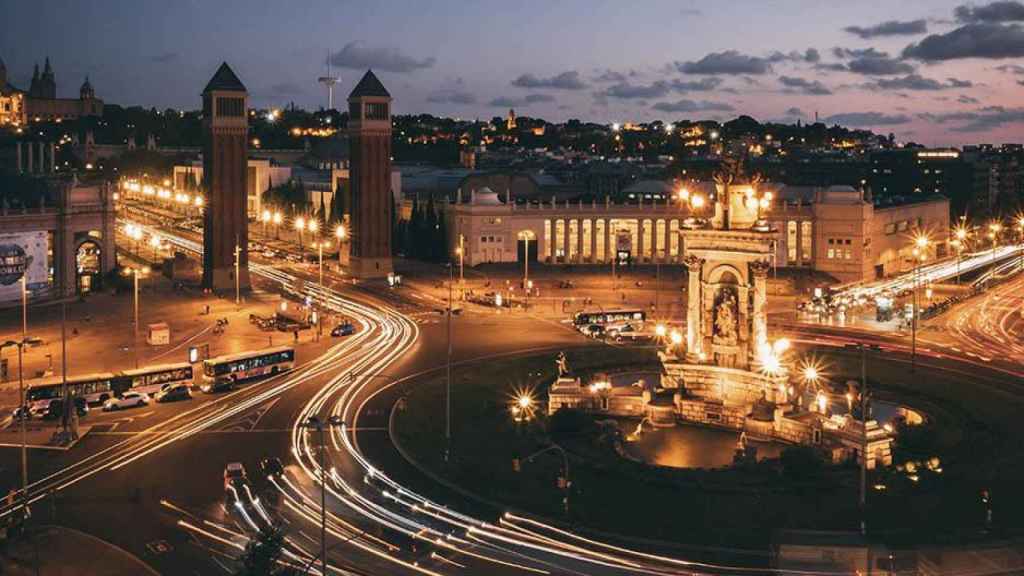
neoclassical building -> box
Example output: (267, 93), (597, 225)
(0, 57), (26, 127)
(445, 183), (949, 283)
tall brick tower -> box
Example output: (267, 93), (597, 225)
(201, 62), (250, 292)
(347, 70), (393, 278)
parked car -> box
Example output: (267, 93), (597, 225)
(102, 391), (149, 411)
(331, 322), (356, 337)
(154, 384), (192, 403)
(582, 324), (606, 338)
(608, 323), (648, 341)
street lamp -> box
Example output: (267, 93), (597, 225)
(122, 266), (150, 368)
(261, 209), (271, 237)
(272, 211), (283, 240)
(1017, 215), (1024, 273)
(951, 224), (969, 285)
(300, 414), (344, 576)
(989, 221), (1002, 264)
(295, 216), (306, 252)
(456, 235), (465, 299)
(910, 235), (928, 373)
(149, 234), (161, 261)
(1, 338), (30, 513)
(335, 224), (347, 267)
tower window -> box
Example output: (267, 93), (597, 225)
(365, 102), (389, 120)
(216, 97), (244, 117)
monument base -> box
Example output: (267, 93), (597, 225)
(204, 266), (251, 293)
(350, 256), (393, 279)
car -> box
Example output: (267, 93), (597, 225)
(224, 462), (250, 501)
(582, 324), (606, 338)
(608, 323), (648, 341)
(43, 397), (89, 420)
(260, 457), (284, 479)
(154, 384), (192, 403)
(331, 322), (356, 337)
(262, 249), (276, 258)
(102, 391), (149, 411)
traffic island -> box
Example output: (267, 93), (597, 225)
(389, 346), (1015, 550)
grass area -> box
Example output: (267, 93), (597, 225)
(392, 346), (1024, 548)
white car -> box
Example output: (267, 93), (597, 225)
(608, 323), (648, 341)
(102, 391), (149, 411)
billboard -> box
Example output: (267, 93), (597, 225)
(0, 231), (49, 302)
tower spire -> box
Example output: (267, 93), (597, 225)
(318, 49), (339, 110)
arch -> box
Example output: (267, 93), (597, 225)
(517, 229), (538, 263)
(75, 238), (103, 294)
(706, 263), (745, 286)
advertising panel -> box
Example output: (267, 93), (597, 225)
(0, 231), (49, 302)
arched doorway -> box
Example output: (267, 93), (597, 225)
(516, 230), (537, 263)
(76, 240), (102, 294)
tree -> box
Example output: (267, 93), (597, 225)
(780, 445), (824, 481)
(235, 526), (297, 576)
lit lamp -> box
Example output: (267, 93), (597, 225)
(335, 224), (347, 266)
(295, 217), (306, 251)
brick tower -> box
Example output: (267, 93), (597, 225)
(347, 70), (393, 278)
(201, 62), (250, 292)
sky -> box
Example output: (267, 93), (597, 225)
(2, 0), (1023, 145)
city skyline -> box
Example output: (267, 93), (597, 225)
(2, 0), (1023, 146)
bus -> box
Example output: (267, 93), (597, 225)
(113, 363), (194, 396)
(201, 346), (295, 392)
(572, 309), (646, 329)
(26, 373), (117, 415)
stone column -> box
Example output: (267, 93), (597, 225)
(15, 142), (22, 173)
(575, 219), (583, 263)
(751, 260), (770, 349)
(589, 219), (597, 263)
(50, 142), (56, 173)
(26, 141), (33, 173)
(685, 255), (704, 361)
(606, 220), (614, 263)
(637, 220), (645, 263)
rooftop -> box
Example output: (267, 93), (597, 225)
(349, 70), (390, 99)
(203, 62), (247, 93)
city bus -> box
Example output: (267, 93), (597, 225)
(201, 346), (295, 392)
(25, 372), (117, 415)
(572, 309), (646, 330)
(113, 363), (194, 396)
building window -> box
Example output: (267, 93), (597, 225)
(885, 223), (896, 235)
(365, 102), (389, 120)
(827, 248), (835, 259)
(215, 97), (244, 117)
(543, 219), (552, 261)
(655, 219), (666, 260)
(801, 221), (813, 263)
(595, 219), (606, 262)
(555, 219), (565, 261)
(582, 219), (592, 261)
(787, 221), (797, 264)
(568, 220), (579, 261)
(669, 219), (679, 259)
(642, 219), (653, 261)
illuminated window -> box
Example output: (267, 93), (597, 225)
(595, 220), (606, 262)
(582, 219), (592, 261)
(642, 219), (653, 261)
(568, 220), (579, 261)
(543, 219), (552, 261)
(555, 219), (565, 260)
(787, 221), (797, 264)
(655, 219), (666, 260)
(801, 221), (813, 263)
(669, 219), (679, 259)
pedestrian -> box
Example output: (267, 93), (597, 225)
(293, 330), (299, 342)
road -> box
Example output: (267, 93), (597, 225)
(3, 198), (1024, 575)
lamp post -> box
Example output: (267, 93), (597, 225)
(1, 339), (29, 513)
(911, 235), (928, 373)
(317, 241), (325, 288)
(456, 235), (465, 300)
(989, 221), (1002, 266)
(261, 209), (271, 238)
(445, 262), (454, 462)
(123, 266), (150, 369)
(335, 224), (347, 268)
(1017, 216), (1024, 273)
(952, 225), (968, 285)
(295, 216), (306, 253)
(522, 235), (530, 310)
(300, 415), (344, 576)
(21, 275), (27, 341)
(149, 234), (161, 262)
(234, 241), (241, 306)
(272, 211), (282, 240)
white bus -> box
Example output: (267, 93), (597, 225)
(25, 373), (117, 415)
(114, 363), (194, 395)
(202, 346), (295, 392)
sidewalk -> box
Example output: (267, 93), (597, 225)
(0, 272), (315, 410)
(0, 525), (159, 575)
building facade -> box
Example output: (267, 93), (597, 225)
(0, 57), (26, 127)
(18, 58), (104, 122)
(446, 184), (949, 284)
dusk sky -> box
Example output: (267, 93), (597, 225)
(2, 0), (1023, 145)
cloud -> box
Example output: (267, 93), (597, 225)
(151, 52), (179, 64)
(767, 48), (821, 63)
(593, 70), (628, 83)
(598, 77), (723, 99)
(920, 105), (1024, 131)
(426, 90), (477, 105)
(955, 1), (1024, 22)
(866, 73), (971, 90)
(844, 19), (928, 38)
(995, 63), (1024, 73)
(902, 23), (1024, 60)
(822, 111), (912, 126)
(680, 7), (703, 16)
(846, 56), (916, 75)
(833, 47), (890, 59)
(330, 41), (435, 73)
(676, 50), (772, 74)
(268, 82), (305, 96)
(651, 99), (735, 113)
(816, 62), (851, 72)
(958, 94), (980, 103)
(511, 71), (587, 90)
(778, 75), (833, 95)
(785, 107), (805, 117)
(488, 94), (555, 107)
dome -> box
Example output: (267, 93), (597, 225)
(472, 186), (503, 205)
